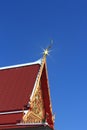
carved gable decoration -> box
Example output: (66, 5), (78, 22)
(22, 81), (45, 123)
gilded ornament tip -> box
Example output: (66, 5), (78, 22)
(43, 40), (53, 57)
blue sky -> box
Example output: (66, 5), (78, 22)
(0, 0), (87, 130)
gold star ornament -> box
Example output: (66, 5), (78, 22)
(43, 40), (53, 57)
(43, 48), (49, 56)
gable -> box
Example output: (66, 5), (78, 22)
(22, 64), (54, 129)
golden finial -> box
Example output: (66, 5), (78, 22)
(43, 40), (53, 57)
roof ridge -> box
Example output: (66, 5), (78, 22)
(0, 59), (41, 70)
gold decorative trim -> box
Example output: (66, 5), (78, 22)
(22, 81), (45, 123)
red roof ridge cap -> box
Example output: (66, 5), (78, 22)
(0, 59), (41, 70)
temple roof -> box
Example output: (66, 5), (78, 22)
(0, 58), (54, 130)
(0, 60), (41, 112)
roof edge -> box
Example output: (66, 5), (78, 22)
(0, 59), (41, 70)
(0, 110), (28, 115)
(0, 122), (49, 129)
(16, 122), (48, 126)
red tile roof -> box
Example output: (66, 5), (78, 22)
(0, 63), (40, 112)
(0, 113), (23, 125)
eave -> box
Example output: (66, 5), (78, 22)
(0, 59), (41, 70)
